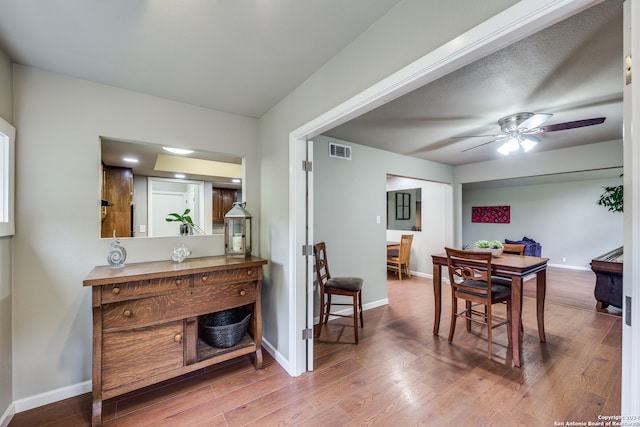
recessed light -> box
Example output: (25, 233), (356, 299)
(122, 157), (139, 163)
(231, 178), (241, 183)
(163, 146), (194, 155)
(174, 173), (186, 179)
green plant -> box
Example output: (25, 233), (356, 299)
(165, 209), (195, 226)
(474, 239), (503, 249)
(598, 176), (623, 213)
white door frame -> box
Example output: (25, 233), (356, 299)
(290, 1), (637, 413)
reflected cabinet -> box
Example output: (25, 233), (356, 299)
(83, 256), (267, 426)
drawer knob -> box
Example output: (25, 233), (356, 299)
(175, 279), (182, 285)
(201, 275), (208, 282)
(174, 333), (182, 343)
(123, 309), (132, 318)
(247, 269), (253, 275)
(239, 289), (246, 296)
(112, 287), (121, 295)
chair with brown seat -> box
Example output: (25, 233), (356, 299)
(313, 242), (364, 344)
(387, 234), (413, 280)
(502, 243), (525, 255)
(445, 247), (512, 359)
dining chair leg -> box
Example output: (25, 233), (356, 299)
(353, 294), (359, 344)
(448, 294), (457, 343)
(316, 295), (325, 338)
(324, 294), (332, 325)
(465, 301), (472, 331)
(358, 290), (364, 327)
(486, 303), (493, 359)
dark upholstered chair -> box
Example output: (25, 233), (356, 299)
(445, 247), (512, 359)
(313, 242), (364, 344)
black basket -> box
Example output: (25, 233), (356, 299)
(199, 308), (251, 348)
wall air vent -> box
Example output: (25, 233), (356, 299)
(328, 142), (352, 160)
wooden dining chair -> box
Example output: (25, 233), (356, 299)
(502, 243), (525, 255)
(313, 242), (364, 344)
(387, 234), (413, 280)
(445, 247), (512, 359)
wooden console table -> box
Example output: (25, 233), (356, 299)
(83, 256), (267, 426)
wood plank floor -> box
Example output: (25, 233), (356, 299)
(9, 267), (621, 426)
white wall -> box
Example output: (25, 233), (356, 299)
(312, 136), (453, 310)
(0, 46), (13, 423)
(386, 176), (453, 277)
(463, 176), (623, 268)
(11, 66), (259, 403)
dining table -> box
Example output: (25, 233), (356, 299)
(431, 251), (549, 367)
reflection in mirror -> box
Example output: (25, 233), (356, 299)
(100, 138), (243, 238)
(387, 188), (422, 231)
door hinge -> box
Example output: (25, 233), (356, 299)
(302, 245), (313, 256)
(625, 54), (632, 85)
(302, 328), (313, 340)
(626, 296), (632, 326)
(302, 160), (312, 172)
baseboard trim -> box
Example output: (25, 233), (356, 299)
(260, 338), (291, 376)
(0, 402), (15, 427)
(548, 263), (591, 271)
(12, 380), (91, 414)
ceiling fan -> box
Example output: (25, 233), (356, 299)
(457, 112), (606, 155)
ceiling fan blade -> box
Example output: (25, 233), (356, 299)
(517, 113), (552, 130)
(540, 117), (606, 132)
(451, 134), (505, 139)
(461, 137), (507, 152)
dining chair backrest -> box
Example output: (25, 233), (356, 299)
(314, 242), (331, 290)
(503, 243), (525, 255)
(398, 234), (413, 262)
(445, 247), (493, 297)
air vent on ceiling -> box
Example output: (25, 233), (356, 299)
(329, 142), (351, 160)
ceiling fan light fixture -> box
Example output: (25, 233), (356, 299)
(497, 136), (521, 155)
(497, 143), (510, 155)
(520, 137), (537, 152)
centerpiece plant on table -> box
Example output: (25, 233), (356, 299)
(474, 239), (504, 257)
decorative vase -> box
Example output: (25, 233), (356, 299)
(107, 230), (127, 268)
(179, 223), (190, 236)
(171, 245), (191, 263)
(473, 247), (503, 258)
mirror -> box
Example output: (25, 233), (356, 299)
(387, 188), (422, 231)
(100, 138), (244, 238)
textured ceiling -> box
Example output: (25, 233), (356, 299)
(324, 0), (623, 166)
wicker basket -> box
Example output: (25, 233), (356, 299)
(199, 308), (251, 348)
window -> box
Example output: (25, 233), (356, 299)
(0, 116), (15, 236)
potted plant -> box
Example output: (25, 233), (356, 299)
(474, 239), (504, 257)
(597, 175), (623, 213)
(166, 209), (196, 235)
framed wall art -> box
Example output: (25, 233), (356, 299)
(471, 205), (510, 223)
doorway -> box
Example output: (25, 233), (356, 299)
(290, 3), (636, 412)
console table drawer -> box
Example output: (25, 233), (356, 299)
(191, 267), (259, 287)
(101, 275), (192, 303)
(102, 282), (257, 330)
(102, 320), (184, 393)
